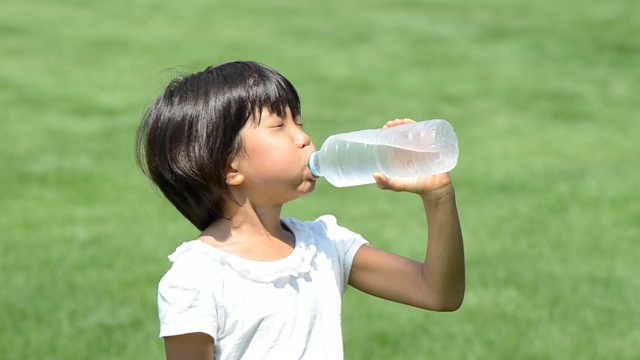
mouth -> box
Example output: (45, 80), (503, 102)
(305, 165), (319, 181)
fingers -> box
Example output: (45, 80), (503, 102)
(374, 172), (452, 195)
(383, 118), (415, 129)
(373, 173), (405, 192)
(372, 173), (388, 189)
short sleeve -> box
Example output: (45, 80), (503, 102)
(158, 253), (218, 340)
(314, 215), (368, 288)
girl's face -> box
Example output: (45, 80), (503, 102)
(230, 107), (318, 204)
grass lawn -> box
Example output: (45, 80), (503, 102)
(1, 0), (638, 358)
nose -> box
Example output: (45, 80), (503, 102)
(294, 128), (312, 149)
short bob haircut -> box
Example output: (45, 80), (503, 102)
(136, 61), (301, 231)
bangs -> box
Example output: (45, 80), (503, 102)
(245, 66), (301, 123)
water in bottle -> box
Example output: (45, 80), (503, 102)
(308, 119), (458, 187)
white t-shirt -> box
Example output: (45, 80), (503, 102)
(158, 215), (368, 360)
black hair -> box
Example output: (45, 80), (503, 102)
(136, 61), (301, 231)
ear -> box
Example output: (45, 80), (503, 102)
(225, 159), (245, 186)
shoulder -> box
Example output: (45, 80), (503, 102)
(286, 216), (369, 290)
(286, 215), (368, 255)
(304, 215), (368, 243)
(159, 241), (221, 293)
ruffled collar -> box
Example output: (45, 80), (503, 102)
(167, 217), (317, 283)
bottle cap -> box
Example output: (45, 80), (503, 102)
(308, 151), (321, 177)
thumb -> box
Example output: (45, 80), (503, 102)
(373, 173), (401, 191)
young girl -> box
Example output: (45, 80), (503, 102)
(136, 61), (465, 360)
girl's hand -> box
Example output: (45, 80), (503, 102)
(373, 118), (454, 200)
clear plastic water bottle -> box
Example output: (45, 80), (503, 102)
(309, 119), (458, 187)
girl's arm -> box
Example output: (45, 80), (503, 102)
(164, 333), (214, 360)
(348, 120), (465, 311)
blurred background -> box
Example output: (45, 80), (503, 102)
(1, 0), (638, 358)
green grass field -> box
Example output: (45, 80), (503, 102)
(2, 0), (639, 358)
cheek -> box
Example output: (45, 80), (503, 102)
(245, 138), (286, 161)
(236, 147), (278, 177)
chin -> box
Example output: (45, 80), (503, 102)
(298, 180), (316, 195)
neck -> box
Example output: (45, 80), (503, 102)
(222, 197), (285, 239)
(199, 197), (296, 260)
